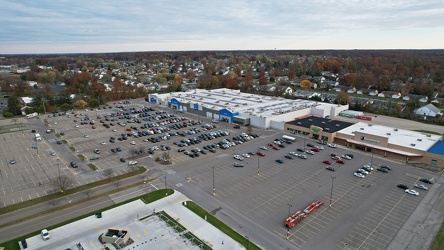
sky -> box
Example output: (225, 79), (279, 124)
(0, 0), (443, 54)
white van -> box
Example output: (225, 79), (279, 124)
(35, 133), (42, 141)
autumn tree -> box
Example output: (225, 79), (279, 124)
(112, 77), (124, 99)
(336, 91), (352, 105)
(74, 100), (87, 109)
(300, 80), (312, 90)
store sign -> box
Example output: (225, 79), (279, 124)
(360, 136), (379, 143)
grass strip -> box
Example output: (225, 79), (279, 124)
(69, 146), (76, 152)
(0, 188), (174, 249)
(0, 166), (146, 215)
(429, 221), (444, 250)
(184, 201), (261, 250)
(87, 163), (98, 171)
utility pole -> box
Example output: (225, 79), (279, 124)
(257, 155), (260, 175)
(287, 203), (292, 218)
(329, 176), (336, 207)
(164, 176), (167, 195)
(212, 166), (215, 195)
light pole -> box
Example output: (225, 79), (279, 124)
(370, 150), (374, 167)
(329, 176), (336, 207)
(212, 166), (215, 195)
(164, 176), (167, 195)
(287, 203), (292, 218)
(245, 235), (250, 250)
(257, 155), (260, 175)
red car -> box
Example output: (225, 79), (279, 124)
(336, 160), (345, 164)
(330, 152), (338, 157)
(272, 146), (280, 150)
(257, 151), (265, 156)
(323, 160), (332, 165)
(311, 147), (320, 152)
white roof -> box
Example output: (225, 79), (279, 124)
(338, 122), (441, 151)
(162, 88), (329, 117)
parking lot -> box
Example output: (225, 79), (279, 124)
(0, 98), (440, 249)
(164, 129), (438, 250)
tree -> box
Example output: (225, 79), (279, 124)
(74, 100), (87, 109)
(300, 80), (312, 90)
(49, 175), (74, 192)
(83, 189), (94, 198)
(61, 103), (73, 111)
(7, 95), (21, 115)
(88, 99), (100, 108)
(103, 169), (114, 179)
(336, 91), (352, 105)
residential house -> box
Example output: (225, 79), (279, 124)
(414, 104), (442, 117)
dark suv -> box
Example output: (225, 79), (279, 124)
(70, 162), (79, 168)
(397, 184), (408, 190)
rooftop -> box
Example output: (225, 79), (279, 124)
(338, 122), (441, 151)
(286, 116), (355, 133)
(164, 88), (339, 117)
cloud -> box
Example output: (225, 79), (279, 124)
(0, 0), (443, 53)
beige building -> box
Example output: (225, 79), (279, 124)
(285, 116), (444, 169)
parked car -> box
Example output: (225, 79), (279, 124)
(326, 166), (336, 171)
(119, 158), (126, 162)
(70, 161), (79, 168)
(377, 168), (389, 173)
(357, 169), (369, 175)
(323, 160), (332, 165)
(336, 160), (345, 164)
(234, 163), (244, 167)
(331, 155), (341, 160)
(419, 178), (434, 184)
(397, 184), (409, 190)
(307, 143), (314, 147)
(297, 148), (305, 152)
(276, 159), (284, 164)
(342, 155), (352, 160)
(306, 150), (315, 155)
(405, 189), (419, 196)
(41, 229), (50, 240)
(344, 154), (354, 159)
(298, 154), (307, 159)
(328, 143), (337, 148)
(128, 161), (137, 165)
(256, 151), (265, 157)
(9, 160), (16, 164)
(285, 154), (293, 159)
(354, 172), (365, 178)
(94, 149), (100, 154)
(380, 165), (392, 171)
(414, 184), (428, 190)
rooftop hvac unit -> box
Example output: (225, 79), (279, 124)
(417, 139), (422, 141)
(426, 134), (431, 137)
(360, 128), (364, 130)
(322, 121), (326, 124)
(297, 122), (301, 124)
(325, 128), (330, 130)
(352, 131), (355, 134)
(335, 124), (340, 127)
(410, 143), (416, 146)
(309, 119), (312, 121)
(394, 128), (398, 131)
(368, 124), (372, 126)
(387, 133), (391, 135)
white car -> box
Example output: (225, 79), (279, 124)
(260, 146), (268, 150)
(306, 150), (315, 155)
(84, 134), (89, 138)
(363, 165), (374, 171)
(315, 146), (324, 150)
(128, 161), (137, 166)
(328, 143), (337, 148)
(354, 172), (365, 178)
(50, 151), (56, 156)
(75, 124), (79, 128)
(357, 169), (369, 175)
(342, 155), (352, 160)
(100, 141), (106, 145)
(414, 184), (428, 190)
(41, 229), (50, 240)
(242, 153), (251, 158)
(289, 151), (299, 156)
(130, 141), (136, 145)
(405, 189), (419, 196)
(233, 155), (244, 161)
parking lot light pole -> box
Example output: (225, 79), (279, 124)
(164, 176), (167, 195)
(370, 150), (374, 167)
(212, 166), (215, 195)
(287, 203), (292, 218)
(257, 155), (260, 175)
(329, 176), (336, 207)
